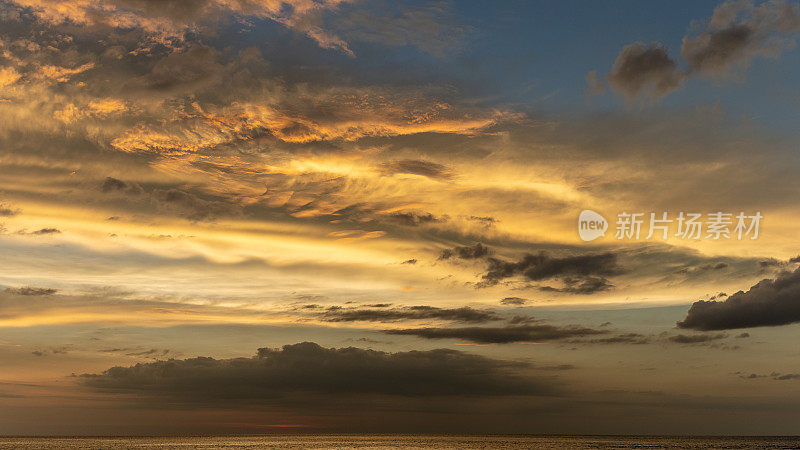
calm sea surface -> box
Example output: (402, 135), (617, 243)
(1, 435), (799, 449)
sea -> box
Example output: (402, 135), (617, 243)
(0, 435), (799, 449)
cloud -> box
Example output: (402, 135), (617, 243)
(681, 0), (800, 76)
(386, 211), (444, 226)
(334, 0), (468, 57)
(0, 203), (20, 216)
(738, 371), (800, 381)
(500, 297), (527, 305)
(585, 69), (606, 95)
(30, 228), (61, 235)
(602, 0), (800, 100)
(101, 177), (144, 195)
(439, 243), (490, 260)
(384, 324), (606, 344)
(151, 188), (240, 221)
(9, 0), (357, 55)
(537, 276), (614, 294)
(678, 266), (800, 330)
(320, 305), (499, 323)
(4, 286), (58, 296)
(479, 252), (622, 292)
(607, 42), (685, 99)
(31, 346), (69, 357)
(667, 333), (728, 344)
(582, 333), (650, 345)
(775, 373), (800, 380)
(82, 342), (549, 400)
(379, 159), (452, 179)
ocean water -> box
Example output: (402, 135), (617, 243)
(1, 435), (799, 449)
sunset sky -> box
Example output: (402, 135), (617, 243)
(2, 0), (800, 435)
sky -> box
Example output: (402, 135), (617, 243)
(1, 0), (800, 436)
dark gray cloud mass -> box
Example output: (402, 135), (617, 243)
(439, 243), (490, 260)
(538, 276), (614, 294)
(603, 0), (800, 100)
(681, 0), (800, 76)
(480, 251), (621, 292)
(384, 324), (607, 344)
(82, 342), (548, 399)
(320, 305), (499, 323)
(4, 286), (58, 296)
(607, 42), (685, 99)
(678, 267), (800, 330)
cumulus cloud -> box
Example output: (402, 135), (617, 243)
(384, 324), (607, 344)
(681, 0), (800, 76)
(607, 42), (685, 99)
(82, 342), (550, 399)
(601, 0), (800, 100)
(678, 267), (800, 330)
(320, 305), (499, 323)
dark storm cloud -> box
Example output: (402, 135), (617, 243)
(320, 305), (499, 323)
(479, 251), (622, 291)
(82, 342), (549, 399)
(384, 324), (606, 344)
(681, 0), (800, 76)
(439, 243), (490, 260)
(667, 333), (727, 344)
(607, 42), (685, 99)
(678, 267), (800, 330)
(380, 159), (452, 179)
(4, 286), (58, 296)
